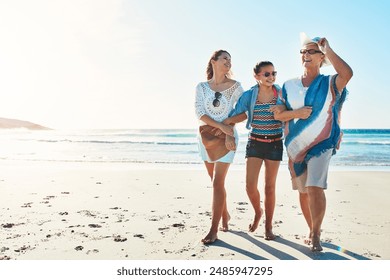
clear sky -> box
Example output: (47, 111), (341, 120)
(0, 0), (389, 129)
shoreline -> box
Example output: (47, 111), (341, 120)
(0, 160), (389, 260)
(1, 158), (390, 172)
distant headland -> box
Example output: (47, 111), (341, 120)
(0, 117), (51, 130)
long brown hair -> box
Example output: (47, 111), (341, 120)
(206, 50), (232, 80)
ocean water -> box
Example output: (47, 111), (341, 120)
(1, 128), (390, 170)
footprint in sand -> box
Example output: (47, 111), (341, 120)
(172, 223), (185, 228)
(77, 210), (98, 217)
(75, 246), (84, 251)
(14, 245), (34, 253)
(86, 249), (99, 255)
(114, 235), (128, 242)
(236, 207), (247, 213)
(1, 247), (9, 253)
(21, 202), (33, 208)
(237, 202), (248, 205)
(1, 223), (15, 228)
(158, 227), (170, 231)
(88, 224), (102, 228)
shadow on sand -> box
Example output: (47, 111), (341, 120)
(206, 230), (370, 260)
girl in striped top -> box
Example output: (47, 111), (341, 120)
(223, 61), (283, 240)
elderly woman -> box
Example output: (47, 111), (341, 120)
(271, 33), (353, 251)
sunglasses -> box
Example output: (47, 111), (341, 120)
(213, 92), (222, 107)
(300, 49), (323, 55)
(261, 71), (277, 77)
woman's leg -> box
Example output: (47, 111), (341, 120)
(299, 192), (313, 244)
(307, 186), (326, 251)
(204, 161), (214, 181)
(203, 161), (229, 231)
(246, 157), (263, 232)
(202, 162), (230, 244)
(263, 159), (280, 240)
(220, 201), (230, 232)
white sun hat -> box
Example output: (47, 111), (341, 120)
(300, 32), (331, 67)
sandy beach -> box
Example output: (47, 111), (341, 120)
(1, 160), (389, 261)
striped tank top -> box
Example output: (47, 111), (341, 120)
(251, 95), (283, 136)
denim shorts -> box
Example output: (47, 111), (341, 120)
(245, 137), (283, 161)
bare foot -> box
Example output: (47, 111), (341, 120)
(201, 232), (218, 244)
(310, 235), (323, 252)
(304, 232), (313, 245)
(264, 229), (276, 241)
(220, 212), (231, 232)
(249, 208), (263, 232)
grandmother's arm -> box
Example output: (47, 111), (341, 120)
(317, 37), (353, 92)
(271, 105), (312, 122)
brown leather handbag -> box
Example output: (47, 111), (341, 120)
(199, 125), (229, 161)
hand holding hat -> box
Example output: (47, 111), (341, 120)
(313, 37), (330, 55)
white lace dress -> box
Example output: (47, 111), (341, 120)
(194, 81), (244, 163)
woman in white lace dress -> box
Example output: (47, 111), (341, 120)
(194, 50), (244, 244)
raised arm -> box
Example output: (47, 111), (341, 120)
(317, 37), (353, 92)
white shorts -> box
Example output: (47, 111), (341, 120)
(291, 149), (333, 193)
